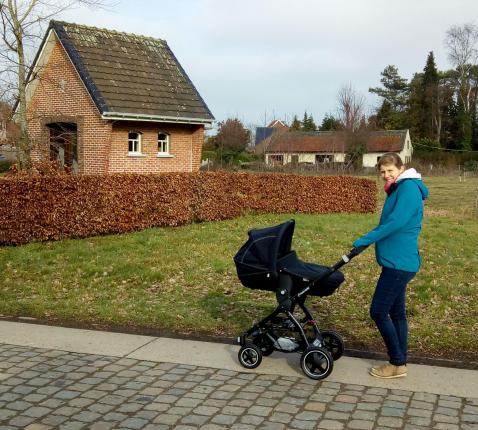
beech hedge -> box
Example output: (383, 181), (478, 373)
(0, 172), (376, 245)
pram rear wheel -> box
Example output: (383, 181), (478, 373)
(253, 335), (274, 356)
(238, 343), (262, 369)
(321, 330), (344, 360)
(301, 346), (333, 380)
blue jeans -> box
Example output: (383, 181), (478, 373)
(370, 267), (416, 366)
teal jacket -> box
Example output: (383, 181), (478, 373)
(353, 169), (429, 273)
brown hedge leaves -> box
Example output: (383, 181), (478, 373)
(0, 172), (376, 245)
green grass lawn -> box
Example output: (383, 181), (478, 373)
(1, 175), (477, 361)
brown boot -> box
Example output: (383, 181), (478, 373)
(370, 363), (407, 379)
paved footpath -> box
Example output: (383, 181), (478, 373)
(0, 322), (477, 430)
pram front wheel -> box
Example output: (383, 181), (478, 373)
(238, 343), (262, 369)
(300, 346), (333, 380)
(321, 330), (344, 360)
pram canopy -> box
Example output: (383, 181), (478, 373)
(234, 220), (344, 296)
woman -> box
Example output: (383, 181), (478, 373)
(353, 153), (428, 379)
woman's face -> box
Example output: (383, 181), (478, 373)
(379, 163), (404, 182)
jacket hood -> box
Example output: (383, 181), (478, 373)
(396, 168), (429, 200)
(396, 168), (421, 181)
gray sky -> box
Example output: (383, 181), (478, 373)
(59, 0), (478, 128)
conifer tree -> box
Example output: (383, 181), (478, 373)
(290, 115), (301, 131)
(421, 51), (440, 142)
(302, 112), (317, 131)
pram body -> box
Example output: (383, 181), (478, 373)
(234, 219), (363, 380)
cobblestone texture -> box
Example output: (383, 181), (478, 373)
(0, 343), (477, 429)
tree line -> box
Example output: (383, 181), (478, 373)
(322, 23), (478, 152)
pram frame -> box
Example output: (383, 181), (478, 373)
(238, 254), (347, 351)
(237, 246), (366, 379)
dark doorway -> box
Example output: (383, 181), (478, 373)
(47, 122), (78, 173)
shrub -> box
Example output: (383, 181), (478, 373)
(464, 160), (478, 172)
(0, 160), (12, 173)
(0, 172), (376, 245)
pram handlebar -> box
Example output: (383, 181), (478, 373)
(332, 246), (368, 270)
(295, 245), (368, 298)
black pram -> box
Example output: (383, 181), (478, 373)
(234, 219), (364, 380)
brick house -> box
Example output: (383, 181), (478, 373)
(260, 130), (413, 168)
(22, 21), (214, 174)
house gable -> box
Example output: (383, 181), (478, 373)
(26, 34), (113, 174)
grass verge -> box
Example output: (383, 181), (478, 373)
(0, 176), (477, 361)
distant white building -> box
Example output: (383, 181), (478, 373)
(257, 129), (413, 168)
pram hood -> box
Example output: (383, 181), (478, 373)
(234, 219), (345, 295)
(234, 219), (295, 277)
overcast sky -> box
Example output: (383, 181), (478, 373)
(59, 0), (478, 128)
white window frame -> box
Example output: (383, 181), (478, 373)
(157, 132), (173, 157)
(128, 131), (142, 155)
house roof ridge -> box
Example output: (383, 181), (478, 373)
(50, 20), (166, 44)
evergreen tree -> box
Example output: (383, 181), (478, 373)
(369, 65), (409, 111)
(421, 51), (440, 142)
(290, 115), (301, 131)
(407, 72), (425, 138)
(319, 113), (341, 131)
(302, 112), (317, 131)
(369, 65), (409, 129)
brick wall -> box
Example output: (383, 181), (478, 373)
(27, 35), (204, 174)
(108, 122), (204, 173)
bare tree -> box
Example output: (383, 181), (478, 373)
(0, 0), (113, 171)
(336, 83), (366, 133)
(444, 23), (478, 115)
(335, 84), (369, 168)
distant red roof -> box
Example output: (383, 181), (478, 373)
(265, 130), (408, 153)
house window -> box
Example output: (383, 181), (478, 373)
(128, 131), (141, 154)
(269, 154), (283, 165)
(158, 132), (170, 154)
(316, 154), (331, 163)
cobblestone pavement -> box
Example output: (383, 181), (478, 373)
(0, 343), (477, 430)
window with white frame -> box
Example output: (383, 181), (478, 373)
(128, 131), (142, 154)
(157, 132), (170, 154)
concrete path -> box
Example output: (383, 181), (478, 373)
(0, 321), (477, 429)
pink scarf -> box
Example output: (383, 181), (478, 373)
(384, 178), (397, 194)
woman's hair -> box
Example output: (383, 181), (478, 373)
(377, 152), (404, 169)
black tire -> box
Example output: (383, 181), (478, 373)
(321, 330), (344, 360)
(253, 335), (275, 356)
(300, 346), (333, 380)
(238, 343), (262, 369)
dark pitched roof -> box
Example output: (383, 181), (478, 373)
(255, 127), (278, 146)
(48, 21), (214, 123)
(265, 130), (408, 153)
(365, 130), (408, 152)
(255, 121), (289, 146)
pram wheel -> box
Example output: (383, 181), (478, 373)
(238, 343), (262, 369)
(321, 330), (344, 360)
(300, 347), (333, 380)
(253, 335), (274, 356)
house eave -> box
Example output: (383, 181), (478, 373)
(101, 112), (214, 126)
